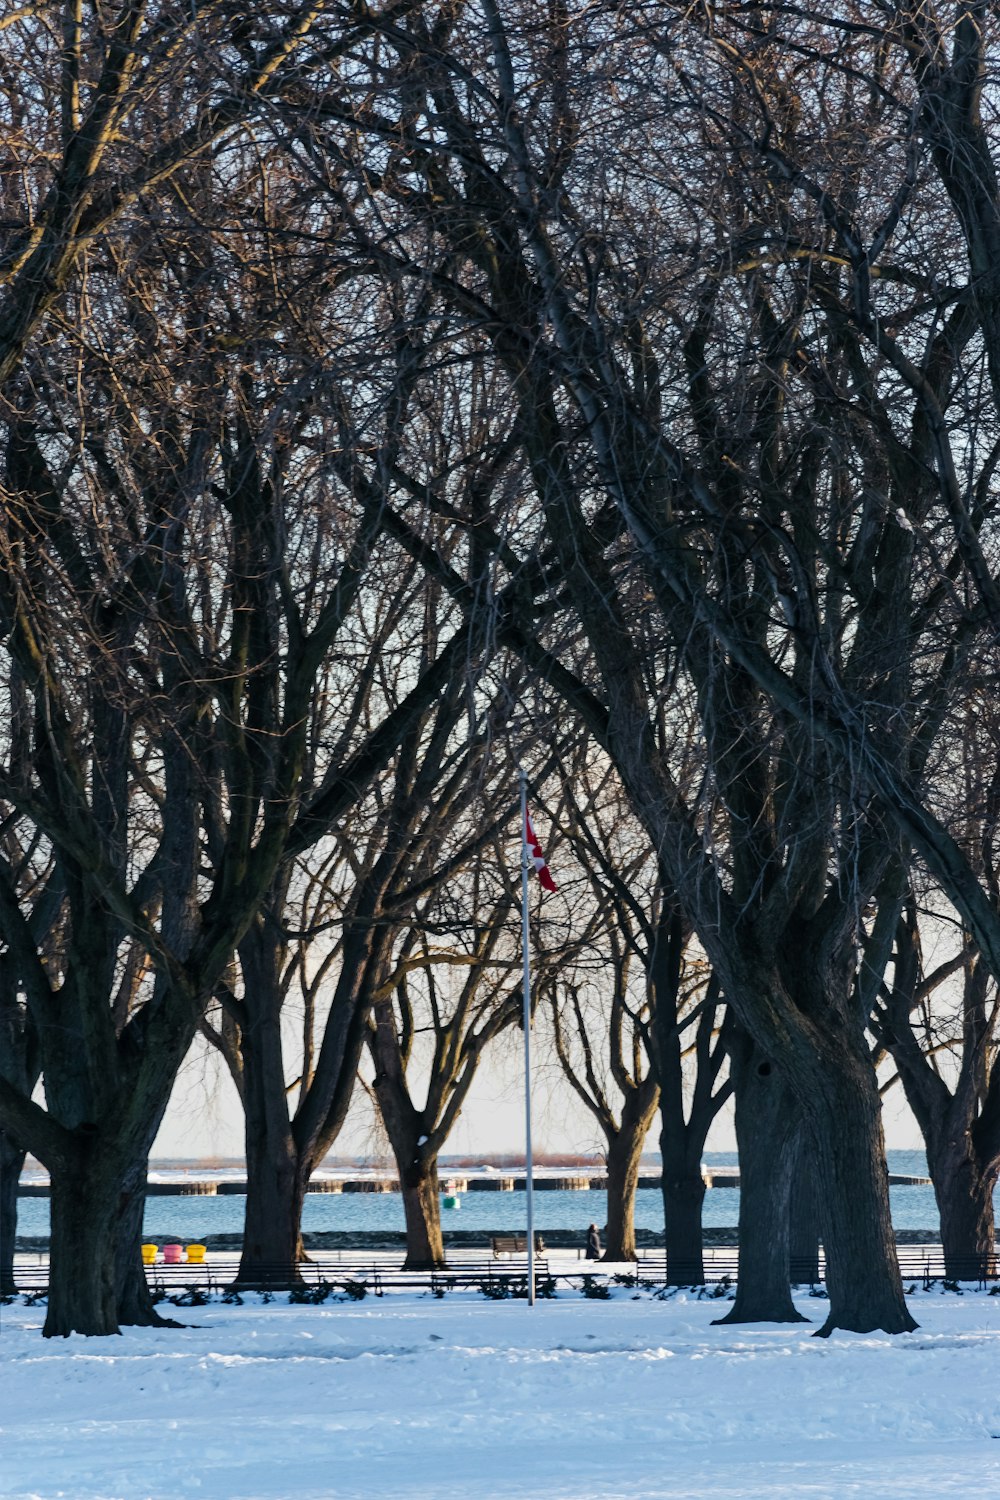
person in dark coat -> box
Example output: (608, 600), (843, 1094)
(585, 1223), (602, 1260)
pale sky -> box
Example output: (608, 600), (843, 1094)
(152, 1029), (923, 1161)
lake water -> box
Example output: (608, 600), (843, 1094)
(15, 1150), (970, 1239)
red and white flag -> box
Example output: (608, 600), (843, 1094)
(525, 810), (557, 893)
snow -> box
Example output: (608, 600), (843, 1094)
(3, 1281), (1000, 1499)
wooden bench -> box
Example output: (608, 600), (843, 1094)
(490, 1234), (545, 1258)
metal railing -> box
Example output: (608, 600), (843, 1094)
(9, 1245), (998, 1300)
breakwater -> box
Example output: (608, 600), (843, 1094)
(16, 1168), (932, 1197)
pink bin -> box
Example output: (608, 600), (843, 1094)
(162, 1244), (183, 1264)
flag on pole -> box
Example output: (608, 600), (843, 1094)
(525, 810), (557, 892)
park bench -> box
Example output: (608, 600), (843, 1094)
(8, 1254), (555, 1301)
(630, 1248), (999, 1291)
(490, 1234), (545, 1258)
(630, 1253), (740, 1285)
(18, 1244), (991, 1301)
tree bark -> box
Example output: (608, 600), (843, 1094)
(36, 994), (200, 1338)
(115, 1162), (181, 1328)
(927, 1140), (998, 1279)
(789, 1134), (821, 1285)
(878, 915), (1000, 1283)
(235, 986), (306, 1289)
(658, 1104), (710, 1286)
(806, 1047), (916, 1336)
(0, 1131), (25, 1296)
(660, 1163), (708, 1286)
(231, 888), (394, 1288)
(45, 1155), (119, 1338)
(368, 988), (449, 1270)
(603, 1132), (643, 1263)
(714, 1035), (807, 1325)
(648, 910), (731, 1286)
(400, 1159), (446, 1270)
(599, 1071), (659, 1262)
(603, 1116), (646, 1262)
(236, 1157), (307, 1290)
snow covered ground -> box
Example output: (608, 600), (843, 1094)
(3, 1281), (1000, 1500)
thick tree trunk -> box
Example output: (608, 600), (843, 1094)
(658, 1114), (709, 1285)
(714, 949), (915, 1335)
(928, 1142), (998, 1280)
(660, 1168), (708, 1285)
(46, 1159), (119, 1337)
(714, 1036), (806, 1325)
(236, 1122), (306, 1288)
(115, 1163), (180, 1328)
(789, 1135), (821, 1285)
(603, 1127), (644, 1261)
(806, 1051), (916, 1336)
(236, 989), (307, 1289)
(400, 1159), (446, 1270)
(36, 1041), (202, 1335)
(603, 1084), (658, 1261)
(0, 1131), (25, 1296)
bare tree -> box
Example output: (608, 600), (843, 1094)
(548, 945), (660, 1263)
(0, 0), (389, 388)
(873, 895), (1000, 1277)
(0, 789), (56, 1294)
(541, 757), (731, 1267)
(366, 859), (526, 1270)
(296, 1), (920, 1332)
(0, 130), (472, 1334)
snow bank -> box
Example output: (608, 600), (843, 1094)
(2, 1287), (1000, 1499)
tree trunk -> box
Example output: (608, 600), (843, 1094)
(660, 1168), (708, 1285)
(236, 1116), (306, 1289)
(367, 990), (449, 1270)
(603, 1125), (645, 1261)
(713, 948), (916, 1335)
(0, 1131), (25, 1296)
(928, 1141), (998, 1280)
(658, 1102), (709, 1284)
(603, 1081), (658, 1261)
(400, 1158), (446, 1270)
(115, 1162), (180, 1328)
(235, 986), (307, 1289)
(714, 1036), (807, 1325)
(789, 1134), (821, 1285)
(806, 1049), (916, 1336)
(45, 1158), (119, 1337)
(647, 909), (729, 1287)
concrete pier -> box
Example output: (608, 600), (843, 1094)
(147, 1181), (218, 1196)
(18, 1166), (934, 1195)
(699, 1168), (932, 1189)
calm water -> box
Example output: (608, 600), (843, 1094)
(15, 1150), (967, 1239)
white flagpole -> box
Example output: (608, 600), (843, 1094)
(519, 767), (536, 1307)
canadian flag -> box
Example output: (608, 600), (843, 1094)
(525, 810), (557, 892)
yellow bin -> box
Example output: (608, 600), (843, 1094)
(141, 1244), (158, 1265)
(186, 1244), (207, 1264)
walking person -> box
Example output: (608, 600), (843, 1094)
(585, 1223), (602, 1260)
